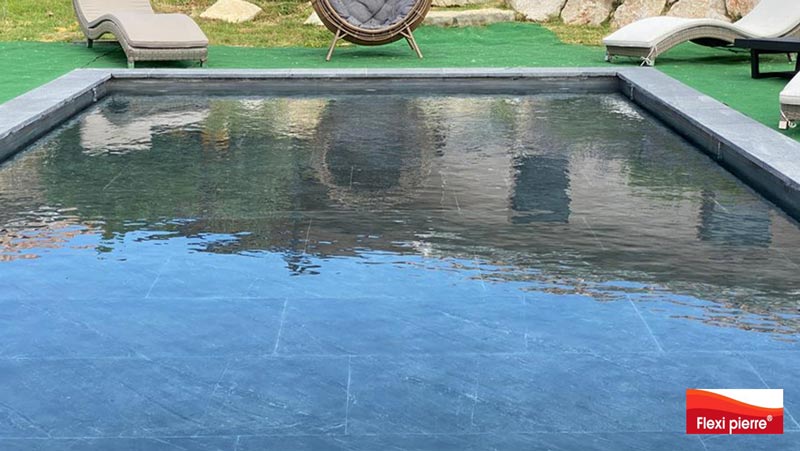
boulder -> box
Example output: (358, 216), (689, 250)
(612, 0), (667, 28)
(200, 0), (263, 24)
(506, 0), (566, 22)
(668, 0), (729, 21)
(561, 0), (615, 26)
(725, 0), (758, 19)
(304, 11), (324, 26)
(424, 8), (516, 26)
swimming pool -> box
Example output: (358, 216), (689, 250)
(0, 72), (798, 450)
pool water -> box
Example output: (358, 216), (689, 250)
(0, 94), (798, 450)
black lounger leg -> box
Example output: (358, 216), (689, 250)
(751, 49), (761, 79)
(326, 29), (341, 61)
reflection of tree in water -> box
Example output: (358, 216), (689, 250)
(8, 94), (800, 335)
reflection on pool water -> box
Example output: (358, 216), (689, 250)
(0, 93), (798, 449)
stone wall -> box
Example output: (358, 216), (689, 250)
(507, 0), (761, 28)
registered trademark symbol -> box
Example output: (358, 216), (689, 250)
(767, 415), (773, 422)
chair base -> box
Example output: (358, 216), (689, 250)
(325, 27), (423, 61)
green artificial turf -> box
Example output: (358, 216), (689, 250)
(1, 23), (797, 138)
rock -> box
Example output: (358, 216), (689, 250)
(725, 0), (758, 19)
(561, 0), (615, 26)
(433, 0), (486, 7)
(304, 11), (324, 26)
(668, 0), (729, 21)
(200, 0), (263, 24)
(506, 0), (566, 22)
(424, 8), (516, 27)
(611, 0), (666, 28)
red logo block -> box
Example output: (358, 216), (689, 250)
(686, 389), (783, 434)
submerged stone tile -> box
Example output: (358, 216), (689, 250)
(0, 437), (235, 451)
(521, 292), (660, 354)
(0, 356), (348, 438)
(0, 297), (285, 359)
(276, 296), (527, 355)
(743, 352), (800, 431)
(237, 432), (705, 450)
(630, 295), (800, 352)
(346, 352), (763, 435)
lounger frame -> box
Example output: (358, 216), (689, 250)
(780, 103), (800, 129)
(73, 0), (208, 69)
(606, 23), (800, 65)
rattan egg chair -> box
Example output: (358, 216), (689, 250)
(312, 0), (432, 60)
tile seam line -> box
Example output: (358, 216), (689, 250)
(742, 354), (800, 430)
(0, 429), (695, 440)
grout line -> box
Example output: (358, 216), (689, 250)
(522, 293), (529, 351)
(473, 254), (486, 292)
(626, 295), (665, 354)
(3, 350), (798, 362)
(344, 356), (352, 435)
(469, 359), (480, 428)
(144, 256), (171, 299)
(233, 435), (240, 451)
(0, 430), (692, 441)
(272, 298), (289, 355)
(744, 356), (800, 430)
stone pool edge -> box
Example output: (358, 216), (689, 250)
(0, 67), (798, 220)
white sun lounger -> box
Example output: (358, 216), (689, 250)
(73, 0), (209, 68)
(604, 0), (800, 65)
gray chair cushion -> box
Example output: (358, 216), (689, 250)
(329, 0), (416, 29)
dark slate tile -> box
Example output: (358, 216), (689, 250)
(347, 352), (764, 435)
(742, 352), (800, 431)
(202, 357), (349, 436)
(0, 300), (133, 359)
(630, 294), (800, 352)
(0, 356), (348, 438)
(237, 432), (704, 451)
(521, 292), (659, 354)
(470, 352), (766, 434)
(0, 297), (285, 359)
(0, 358), (226, 438)
(145, 252), (293, 300)
(346, 355), (479, 434)
(0, 438), (235, 451)
(0, 254), (158, 301)
(276, 296), (526, 355)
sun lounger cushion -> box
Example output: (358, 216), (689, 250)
(329, 0), (416, 29)
(734, 0), (800, 37)
(780, 74), (800, 107)
(91, 13), (208, 48)
(79, 0), (154, 23)
(604, 17), (729, 48)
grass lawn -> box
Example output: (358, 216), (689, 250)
(0, 0), (798, 139)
